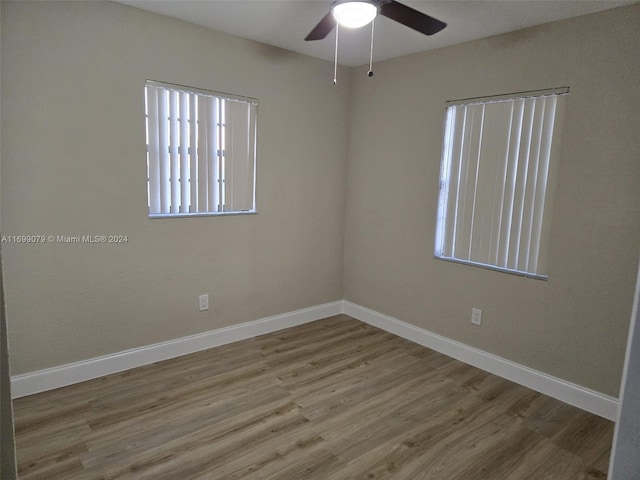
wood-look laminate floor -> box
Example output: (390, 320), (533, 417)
(14, 315), (614, 479)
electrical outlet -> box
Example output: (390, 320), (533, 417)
(471, 308), (482, 326)
(199, 294), (209, 311)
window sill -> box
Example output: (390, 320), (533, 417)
(434, 255), (548, 281)
(149, 210), (257, 219)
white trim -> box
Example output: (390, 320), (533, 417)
(11, 301), (342, 399)
(342, 301), (618, 421)
(12, 299), (619, 421)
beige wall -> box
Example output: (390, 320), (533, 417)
(1, 1), (18, 476)
(344, 4), (640, 396)
(1, 1), (350, 374)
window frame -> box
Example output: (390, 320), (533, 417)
(144, 80), (258, 219)
(434, 87), (569, 280)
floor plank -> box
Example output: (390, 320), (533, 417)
(13, 314), (614, 479)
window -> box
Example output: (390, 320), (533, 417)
(434, 87), (568, 278)
(144, 80), (257, 217)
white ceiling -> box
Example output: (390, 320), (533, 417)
(117, 0), (637, 67)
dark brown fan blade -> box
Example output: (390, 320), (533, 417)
(305, 11), (336, 41)
(380, 0), (446, 36)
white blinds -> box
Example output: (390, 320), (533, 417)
(435, 90), (567, 277)
(225, 100), (257, 212)
(145, 82), (257, 216)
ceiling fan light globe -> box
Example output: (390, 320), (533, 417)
(331, 1), (378, 29)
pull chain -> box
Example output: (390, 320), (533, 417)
(333, 23), (340, 85)
(367, 17), (375, 77)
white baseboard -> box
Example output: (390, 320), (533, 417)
(342, 301), (618, 421)
(11, 301), (343, 399)
(12, 299), (619, 421)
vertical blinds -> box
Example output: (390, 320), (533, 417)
(435, 89), (567, 277)
(145, 81), (257, 216)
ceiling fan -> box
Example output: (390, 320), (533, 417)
(305, 0), (447, 41)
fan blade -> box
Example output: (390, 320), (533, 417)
(380, 0), (446, 36)
(305, 11), (336, 41)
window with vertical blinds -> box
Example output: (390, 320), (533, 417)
(434, 88), (568, 278)
(145, 81), (257, 217)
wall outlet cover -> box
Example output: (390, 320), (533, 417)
(199, 294), (209, 311)
(471, 308), (482, 326)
